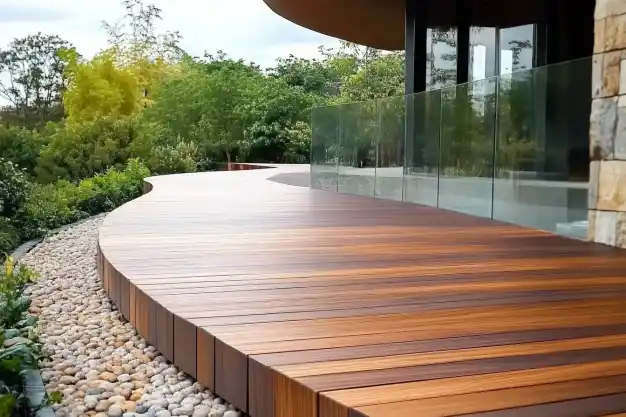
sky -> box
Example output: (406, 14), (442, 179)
(0, 0), (343, 69)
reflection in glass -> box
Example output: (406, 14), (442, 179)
(376, 97), (405, 201)
(310, 106), (338, 191)
(492, 58), (590, 239)
(309, 57), (590, 239)
(469, 27), (496, 81)
(403, 90), (442, 206)
(427, 28), (457, 90)
(499, 25), (535, 74)
(437, 78), (497, 218)
(337, 101), (378, 197)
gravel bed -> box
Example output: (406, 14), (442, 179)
(20, 215), (240, 417)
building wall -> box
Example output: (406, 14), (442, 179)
(588, 0), (626, 246)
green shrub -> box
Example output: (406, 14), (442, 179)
(16, 180), (85, 239)
(148, 140), (198, 175)
(0, 257), (37, 329)
(0, 219), (18, 261)
(0, 257), (51, 416)
(16, 159), (150, 238)
(76, 159), (150, 214)
(35, 117), (137, 184)
(0, 126), (47, 177)
(0, 159), (29, 219)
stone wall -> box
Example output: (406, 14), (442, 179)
(588, 0), (626, 245)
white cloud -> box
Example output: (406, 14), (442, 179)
(0, 0), (342, 69)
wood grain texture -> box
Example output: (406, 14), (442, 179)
(356, 376), (626, 416)
(215, 338), (248, 412)
(248, 357), (274, 417)
(196, 328), (215, 391)
(173, 314), (196, 378)
(156, 304), (174, 362)
(97, 165), (626, 417)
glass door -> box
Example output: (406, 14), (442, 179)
(469, 27), (497, 82)
(468, 25), (536, 80)
(499, 24), (535, 74)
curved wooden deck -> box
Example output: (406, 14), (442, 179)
(97, 164), (626, 417)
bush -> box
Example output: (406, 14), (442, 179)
(0, 126), (47, 177)
(148, 141), (198, 175)
(17, 159), (150, 238)
(35, 117), (137, 184)
(0, 219), (18, 261)
(0, 159), (29, 219)
(76, 159), (150, 214)
(0, 256), (37, 329)
(0, 257), (57, 416)
(17, 181), (85, 240)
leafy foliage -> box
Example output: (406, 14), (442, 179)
(20, 160), (149, 238)
(17, 181), (85, 239)
(0, 257), (51, 417)
(0, 219), (18, 261)
(0, 33), (73, 127)
(147, 141), (198, 175)
(75, 159), (150, 214)
(0, 126), (46, 177)
(61, 49), (144, 123)
(0, 159), (28, 218)
(36, 117), (137, 183)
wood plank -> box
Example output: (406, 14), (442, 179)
(173, 314), (196, 378)
(214, 339), (248, 412)
(156, 305), (174, 362)
(248, 357), (274, 417)
(460, 393), (626, 417)
(275, 371), (316, 417)
(324, 359), (626, 407)
(302, 346), (626, 391)
(277, 334), (626, 377)
(196, 328), (215, 391)
(354, 375), (626, 417)
(253, 324), (626, 366)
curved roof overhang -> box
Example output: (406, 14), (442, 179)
(263, 0), (543, 50)
(264, 0), (406, 50)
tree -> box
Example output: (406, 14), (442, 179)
(268, 54), (337, 95)
(0, 33), (72, 126)
(61, 49), (143, 122)
(139, 58), (259, 164)
(190, 69), (256, 163)
(35, 116), (137, 183)
(337, 51), (404, 102)
(244, 76), (319, 163)
(62, 0), (184, 122)
(102, 0), (184, 102)
(102, 0), (184, 63)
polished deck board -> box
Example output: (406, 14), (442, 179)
(97, 165), (626, 417)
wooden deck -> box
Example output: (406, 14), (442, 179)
(97, 164), (626, 417)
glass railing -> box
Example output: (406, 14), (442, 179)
(310, 57), (591, 239)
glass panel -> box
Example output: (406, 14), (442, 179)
(309, 57), (591, 240)
(310, 105), (338, 191)
(375, 97), (405, 201)
(492, 57), (591, 239)
(403, 90), (442, 206)
(499, 24), (535, 75)
(337, 101), (378, 196)
(427, 28), (458, 90)
(469, 27), (497, 81)
(438, 78), (497, 218)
